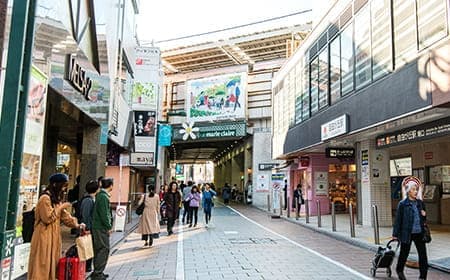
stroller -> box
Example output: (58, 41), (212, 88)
(370, 239), (399, 277)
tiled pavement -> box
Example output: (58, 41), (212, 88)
(102, 204), (449, 280)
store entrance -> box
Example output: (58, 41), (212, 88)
(328, 163), (356, 213)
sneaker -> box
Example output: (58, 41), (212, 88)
(144, 241), (148, 247)
(188, 224), (192, 228)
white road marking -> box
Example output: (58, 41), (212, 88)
(176, 225), (185, 280)
(228, 206), (372, 280)
(224, 231), (239, 235)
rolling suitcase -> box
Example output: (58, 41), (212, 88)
(58, 245), (86, 280)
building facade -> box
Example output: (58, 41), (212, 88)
(273, 0), (450, 227)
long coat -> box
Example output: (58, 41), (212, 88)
(393, 198), (427, 243)
(28, 195), (77, 280)
(137, 194), (161, 235)
(163, 191), (181, 219)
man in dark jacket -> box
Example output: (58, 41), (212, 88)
(91, 178), (113, 280)
(80, 180), (99, 272)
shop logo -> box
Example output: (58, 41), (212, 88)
(64, 54), (93, 100)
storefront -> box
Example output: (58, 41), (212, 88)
(376, 118), (450, 225)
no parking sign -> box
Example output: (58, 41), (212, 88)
(114, 205), (127, 232)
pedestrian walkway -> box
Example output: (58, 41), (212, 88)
(271, 207), (450, 272)
(102, 204), (449, 279)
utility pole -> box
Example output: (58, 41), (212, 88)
(0, 0), (37, 278)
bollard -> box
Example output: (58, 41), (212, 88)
(372, 205), (380, 245)
(317, 200), (322, 228)
(331, 202), (336, 232)
(349, 203), (355, 238)
(127, 200), (132, 223)
(305, 197), (310, 223)
(279, 192), (283, 216)
(295, 197), (299, 220)
(287, 196), (291, 218)
(267, 194), (271, 212)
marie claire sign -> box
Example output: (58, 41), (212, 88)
(321, 115), (348, 141)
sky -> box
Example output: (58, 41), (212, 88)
(136, 0), (333, 50)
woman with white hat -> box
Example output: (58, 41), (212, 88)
(392, 177), (429, 280)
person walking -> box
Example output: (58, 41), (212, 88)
(79, 180), (99, 272)
(222, 183), (231, 205)
(164, 181), (181, 235)
(202, 183), (217, 226)
(137, 185), (161, 247)
(91, 178), (114, 280)
(27, 173), (85, 280)
(293, 184), (304, 220)
(187, 186), (201, 227)
(392, 180), (429, 280)
(182, 181), (193, 223)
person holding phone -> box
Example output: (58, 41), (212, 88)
(28, 173), (85, 280)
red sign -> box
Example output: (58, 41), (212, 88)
(424, 152), (433, 160)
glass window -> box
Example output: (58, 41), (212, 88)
(330, 36), (341, 104)
(310, 57), (319, 115)
(289, 69), (296, 127)
(295, 63), (303, 124)
(393, 0), (417, 68)
(354, 6), (371, 89)
(390, 157), (412, 176)
(301, 64), (310, 120)
(318, 49), (329, 109)
(417, 0), (448, 50)
(371, 0), (392, 80)
(341, 23), (354, 95)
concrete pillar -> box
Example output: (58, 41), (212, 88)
(244, 145), (252, 186)
(40, 126), (59, 189)
(358, 140), (392, 227)
(80, 125), (106, 200)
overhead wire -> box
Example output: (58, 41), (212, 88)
(141, 9), (312, 45)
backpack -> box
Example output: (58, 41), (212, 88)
(22, 209), (35, 243)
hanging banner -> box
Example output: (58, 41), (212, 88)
(18, 66), (48, 227)
(158, 124), (172, 147)
(134, 111), (156, 137)
(186, 73), (247, 122)
(132, 47), (160, 110)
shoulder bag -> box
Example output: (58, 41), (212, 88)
(135, 195), (146, 215)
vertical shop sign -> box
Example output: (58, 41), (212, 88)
(271, 173), (284, 209)
(361, 150), (369, 183)
(134, 111), (157, 154)
(158, 124), (172, 147)
(133, 47), (160, 109)
(19, 65), (48, 219)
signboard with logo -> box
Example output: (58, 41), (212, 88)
(256, 174), (270, 192)
(158, 124), (172, 147)
(376, 117), (450, 148)
(321, 114), (348, 141)
(186, 73), (247, 122)
(271, 173), (285, 209)
(258, 163), (279, 171)
(130, 152), (154, 166)
(172, 121), (246, 141)
(314, 172), (328, 195)
(325, 147), (355, 158)
(133, 47), (160, 110)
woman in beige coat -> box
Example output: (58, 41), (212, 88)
(137, 185), (160, 247)
(28, 173), (85, 280)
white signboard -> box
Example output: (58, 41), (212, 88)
(130, 152), (154, 166)
(256, 174), (269, 192)
(114, 205), (127, 232)
(321, 114), (348, 141)
(314, 172), (329, 195)
(11, 243), (30, 279)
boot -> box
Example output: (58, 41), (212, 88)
(397, 271), (406, 280)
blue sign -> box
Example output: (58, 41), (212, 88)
(100, 123), (108, 144)
(158, 124), (172, 147)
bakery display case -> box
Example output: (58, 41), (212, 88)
(328, 164), (357, 213)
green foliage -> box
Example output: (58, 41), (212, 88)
(133, 82), (155, 98)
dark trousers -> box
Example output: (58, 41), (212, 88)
(182, 201), (191, 223)
(296, 203), (302, 217)
(205, 210), (212, 224)
(92, 229), (110, 279)
(167, 217), (176, 233)
(396, 233), (428, 279)
(188, 206), (198, 225)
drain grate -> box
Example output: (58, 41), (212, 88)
(132, 270), (159, 277)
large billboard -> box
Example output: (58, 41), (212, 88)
(186, 73), (246, 122)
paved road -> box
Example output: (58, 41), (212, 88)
(103, 204), (449, 280)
